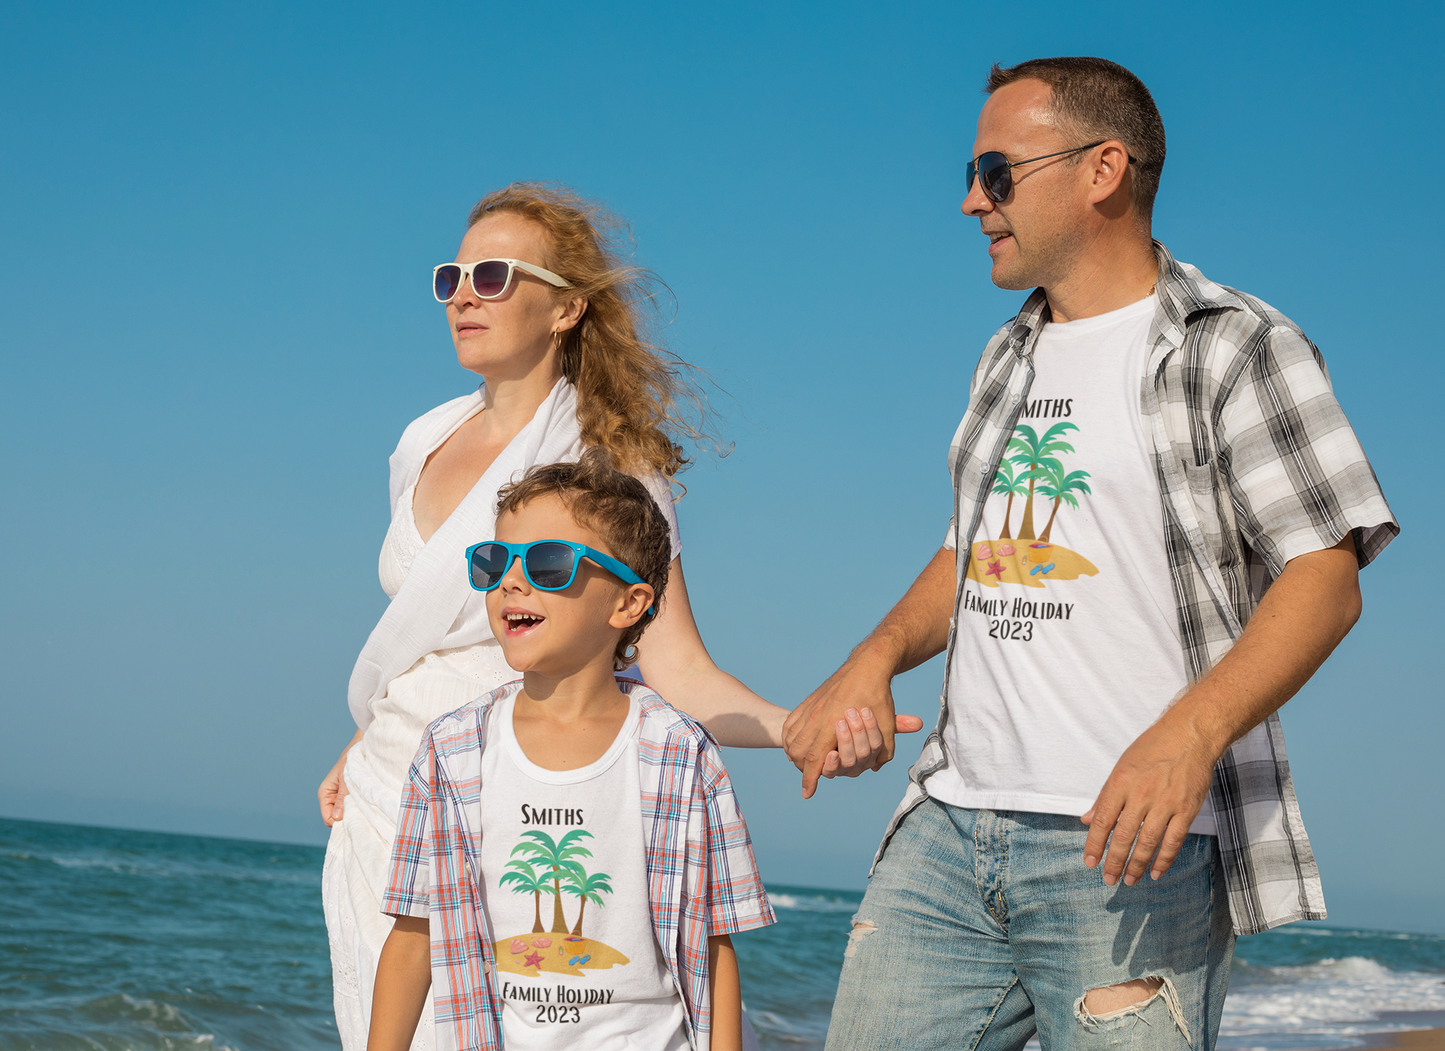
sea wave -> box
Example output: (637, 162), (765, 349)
(0, 993), (237, 1050)
(2, 845), (317, 886)
(1220, 956), (1445, 1050)
(748, 1007), (831, 1044)
(768, 892), (860, 914)
(1289, 927), (1425, 942)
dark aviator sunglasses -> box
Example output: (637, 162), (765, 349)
(966, 141), (1134, 203)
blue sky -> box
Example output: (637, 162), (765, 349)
(1, 1), (1440, 933)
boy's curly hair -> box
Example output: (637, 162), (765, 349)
(495, 449), (672, 670)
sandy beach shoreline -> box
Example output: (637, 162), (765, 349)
(1361, 1030), (1445, 1051)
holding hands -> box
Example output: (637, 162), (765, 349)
(786, 545), (955, 797)
(784, 651), (926, 799)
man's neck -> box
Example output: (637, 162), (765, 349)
(1044, 231), (1158, 324)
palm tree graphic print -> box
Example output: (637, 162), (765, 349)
(493, 829), (630, 977)
(967, 421), (1099, 589)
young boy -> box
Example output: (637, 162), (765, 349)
(366, 453), (774, 1051)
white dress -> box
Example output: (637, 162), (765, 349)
(323, 478), (516, 1050)
(322, 383), (683, 1051)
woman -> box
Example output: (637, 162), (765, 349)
(319, 184), (891, 1049)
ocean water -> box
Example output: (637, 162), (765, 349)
(3, 817), (1443, 1051)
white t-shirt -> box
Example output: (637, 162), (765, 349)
(929, 295), (1215, 836)
(477, 692), (688, 1050)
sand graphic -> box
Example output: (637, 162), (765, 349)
(492, 933), (629, 977)
(964, 539), (1098, 589)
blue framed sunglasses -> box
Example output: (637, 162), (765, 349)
(466, 539), (654, 613)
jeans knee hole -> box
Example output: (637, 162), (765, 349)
(844, 920), (878, 958)
(1075, 976), (1190, 1045)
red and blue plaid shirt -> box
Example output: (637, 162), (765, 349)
(381, 679), (774, 1051)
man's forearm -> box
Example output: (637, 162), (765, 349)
(784, 545), (957, 795)
(1163, 534), (1362, 754)
(1084, 534), (1363, 884)
(848, 545), (957, 677)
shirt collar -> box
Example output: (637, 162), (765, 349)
(1150, 239), (1245, 349)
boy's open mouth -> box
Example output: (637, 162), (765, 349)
(503, 611), (545, 636)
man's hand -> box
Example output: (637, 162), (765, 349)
(1081, 715), (1217, 885)
(784, 653), (924, 799)
(1082, 534), (1363, 884)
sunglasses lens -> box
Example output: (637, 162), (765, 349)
(470, 543), (511, 590)
(525, 543), (576, 589)
(979, 153), (1011, 202)
(434, 265), (462, 302)
(471, 260), (511, 298)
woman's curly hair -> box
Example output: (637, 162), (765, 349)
(469, 182), (719, 478)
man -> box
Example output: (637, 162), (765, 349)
(784, 57), (1397, 1051)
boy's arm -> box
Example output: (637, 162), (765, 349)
(708, 933), (741, 1051)
(366, 916), (431, 1051)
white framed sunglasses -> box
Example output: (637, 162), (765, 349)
(432, 258), (573, 303)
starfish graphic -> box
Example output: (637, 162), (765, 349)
(523, 950), (544, 968)
(986, 559), (1004, 579)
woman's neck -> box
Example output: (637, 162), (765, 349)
(476, 359), (565, 436)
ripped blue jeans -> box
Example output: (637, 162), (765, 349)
(825, 800), (1234, 1051)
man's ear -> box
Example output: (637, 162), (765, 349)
(610, 582), (656, 628)
(1086, 140), (1133, 209)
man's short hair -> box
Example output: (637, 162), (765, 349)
(986, 57), (1166, 220)
(496, 449), (672, 670)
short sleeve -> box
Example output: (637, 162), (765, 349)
(639, 471), (683, 561)
(380, 737), (436, 919)
(1218, 327), (1399, 573)
(696, 742), (775, 937)
(942, 516), (958, 551)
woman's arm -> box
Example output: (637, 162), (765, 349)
(638, 558), (922, 771)
(318, 728), (364, 826)
(635, 558), (788, 748)
(707, 934), (742, 1051)
(367, 916), (432, 1051)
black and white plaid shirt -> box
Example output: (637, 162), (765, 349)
(876, 242), (1398, 936)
